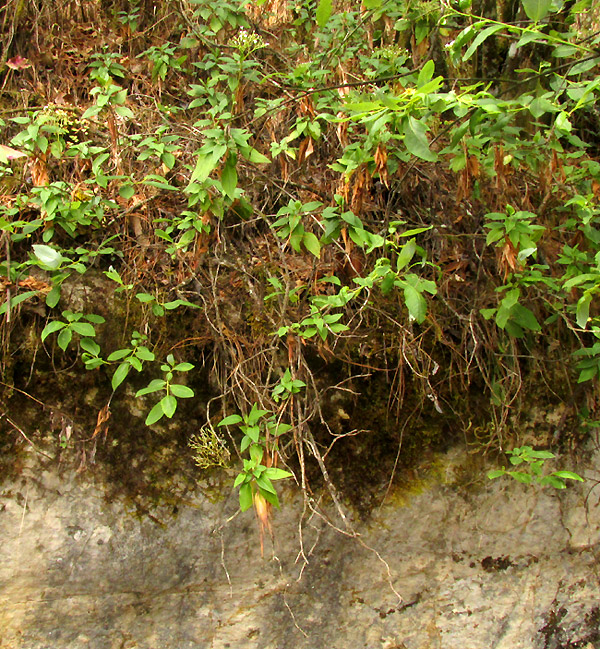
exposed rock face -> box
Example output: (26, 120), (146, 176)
(1, 445), (599, 649)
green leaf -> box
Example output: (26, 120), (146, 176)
(507, 470), (532, 484)
(272, 423), (292, 437)
(41, 320), (66, 342)
(32, 244), (63, 269)
(145, 401), (165, 426)
(221, 152), (238, 199)
(316, 0), (332, 28)
(417, 60), (435, 87)
(524, 449), (555, 459)
(395, 225), (433, 238)
(540, 475), (566, 489)
(487, 469), (506, 479)
(263, 467), (293, 480)
(303, 232), (321, 258)
(172, 362), (194, 372)
(115, 104), (134, 119)
(142, 175), (177, 191)
(498, 307), (514, 330)
(136, 379), (167, 397)
(234, 472), (248, 488)
(85, 314), (105, 324)
(164, 300), (200, 310)
(239, 482), (253, 511)
(111, 362), (131, 391)
(555, 111), (572, 134)
(246, 148), (270, 164)
(190, 145), (227, 183)
(552, 471), (584, 482)
(404, 117), (437, 162)
(107, 348), (130, 361)
(255, 474), (277, 495)
(119, 183), (135, 199)
(576, 293), (591, 328)
(169, 384), (194, 398)
(463, 24), (505, 61)
(80, 338), (100, 355)
(512, 304), (541, 332)
(397, 239), (416, 271)
(84, 357), (105, 370)
(70, 322), (96, 337)
(404, 285), (427, 323)
(57, 327), (72, 351)
(160, 394), (177, 418)
(136, 347), (155, 362)
(259, 488), (280, 508)
(552, 44), (580, 58)
(82, 105), (101, 119)
(521, 0), (552, 22)
(247, 405), (270, 426)
(249, 444), (263, 464)
(0, 291), (39, 315)
(46, 284), (61, 308)
(218, 414), (243, 427)
(163, 300), (184, 310)
(244, 425), (260, 443)
(129, 357), (142, 372)
(578, 366), (598, 383)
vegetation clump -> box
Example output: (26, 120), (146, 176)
(0, 0), (598, 534)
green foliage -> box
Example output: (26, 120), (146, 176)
(190, 0), (249, 37)
(41, 311), (105, 352)
(2, 0), (600, 526)
(273, 200), (322, 258)
(139, 43), (187, 83)
(481, 287), (541, 338)
(277, 306), (350, 341)
(135, 353), (195, 426)
(219, 403), (293, 511)
(154, 210), (210, 257)
(272, 369), (306, 403)
(134, 127), (180, 169)
(135, 292), (201, 318)
(484, 206), (545, 262)
(83, 50), (132, 119)
(10, 106), (77, 158)
(488, 446), (584, 489)
(105, 331), (155, 390)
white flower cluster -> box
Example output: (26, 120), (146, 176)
(231, 28), (267, 54)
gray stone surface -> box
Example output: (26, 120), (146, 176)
(1, 445), (599, 649)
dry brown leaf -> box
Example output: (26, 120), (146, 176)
(29, 156), (49, 186)
(374, 144), (389, 188)
(350, 166), (369, 214)
(279, 152), (289, 182)
(500, 239), (519, 279)
(336, 112), (348, 148)
(253, 490), (273, 557)
(337, 176), (350, 203)
(18, 276), (51, 294)
(297, 137), (314, 164)
(91, 403), (111, 440)
(299, 96), (315, 118)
